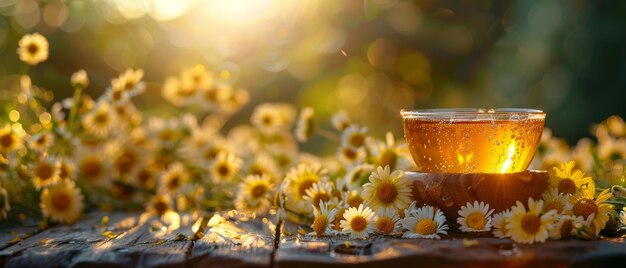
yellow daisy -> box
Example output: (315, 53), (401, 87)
(57, 157), (76, 180)
(131, 165), (157, 190)
(246, 153), (279, 180)
(71, 69), (89, 88)
(111, 68), (145, 96)
(340, 204), (376, 239)
(362, 165), (412, 211)
(341, 125), (368, 148)
(337, 145), (366, 166)
(40, 180), (84, 224)
(158, 162), (189, 194)
(342, 190), (364, 208)
(570, 181), (613, 236)
(180, 64), (213, 91)
(303, 181), (334, 209)
(401, 203), (448, 239)
(113, 145), (142, 177)
(311, 201), (337, 237)
(17, 33), (49, 65)
(148, 117), (182, 148)
(0, 124), (23, 153)
(147, 194), (172, 216)
(331, 110), (352, 131)
(457, 201), (494, 232)
(491, 210), (511, 238)
(541, 188), (573, 214)
(210, 152), (242, 183)
(161, 77), (186, 107)
(200, 83), (231, 111)
(82, 102), (117, 137)
(548, 214), (585, 240)
(76, 152), (110, 186)
(374, 207), (401, 235)
(238, 174), (273, 202)
(31, 157), (60, 190)
(0, 187), (10, 220)
(105, 87), (130, 105)
(549, 161), (592, 195)
(285, 163), (328, 203)
(506, 198), (556, 244)
(250, 103), (296, 134)
(28, 131), (54, 152)
(295, 107), (316, 143)
(234, 194), (271, 216)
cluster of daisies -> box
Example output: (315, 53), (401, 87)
(1, 33), (625, 246)
(296, 161), (621, 244)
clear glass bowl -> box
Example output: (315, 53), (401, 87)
(401, 108), (546, 173)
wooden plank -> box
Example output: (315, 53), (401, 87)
(189, 213), (275, 267)
(0, 212), (138, 267)
(275, 233), (626, 267)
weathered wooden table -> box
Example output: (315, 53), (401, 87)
(1, 212), (625, 267)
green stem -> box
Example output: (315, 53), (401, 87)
(67, 87), (83, 132)
(317, 127), (340, 143)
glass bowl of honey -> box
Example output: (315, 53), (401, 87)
(401, 108), (545, 174)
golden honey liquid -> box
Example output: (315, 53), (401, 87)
(403, 118), (544, 173)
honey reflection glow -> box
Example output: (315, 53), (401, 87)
(500, 140), (517, 174)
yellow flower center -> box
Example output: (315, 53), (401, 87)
(251, 184), (267, 198)
(415, 219), (437, 235)
(466, 212), (487, 230)
(298, 180), (315, 197)
(51, 191), (70, 211)
(117, 150), (138, 174)
(159, 129), (177, 142)
(203, 148), (219, 160)
(332, 208), (345, 231)
(347, 195), (364, 208)
(520, 214), (541, 234)
(559, 219), (574, 238)
(261, 115), (273, 126)
(154, 199), (168, 215)
(81, 159), (103, 178)
(376, 182), (398, 204)
(342, 147), (357, 160)
(59, 164), (70, 179)
(137, 169), (154, 187)
(557, 179), (577, 195)
(573, 198), (598, 219)
(349, 134), (364, 147)
(312, 215), (328, 236)
(312, 193), (330, 208)
(36, 162), (54, 181)
(93, 112), (109, 125)
(376, 217), (395, 234)
(0, 133), (14, 148)
(167, 175), (180, 190)
(27, 43), (39, 54)
(350, 216), (367, 232)
(36, 135), (47, 146)
(217, 164), (230, 177)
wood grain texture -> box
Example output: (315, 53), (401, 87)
(0, 212), (624, 267)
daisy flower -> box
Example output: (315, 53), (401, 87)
(570, 181), (613, 236)
(210, 152), (242, 183)
(57, 158), (76, 180)
(303, 181), (334, 209)
(340, 204), (376, 239)
(82, 102), (117, 138)
(361, 165), (412, 211)
(111, 68), (145, 96)
(158, 162), (189, 194)
(541, 188), (573, 214)
(32, 157), (60, 190)
(246, 153), (279, 180)
(0, 187), (10, 220)
(506, 198), (556, 244)
(0, 124), (23, 153)
(238, 174), (273, 202)
(161, 77), (187, 107)
(147, 194), (172, 216)
(337, 145), (366, 166)
(295, 107), (316, 142)
(341, 125), (367, 148)
(28, 131), (54, 152)
(180, 64), (213, 90)
(549, 161), (592, 195)
(40, 180), (84, 224)
(148, 117), (182, 148)
(234, 194), (271, 216)
(17, 32), (48, 65)
(114, 146), (142, 177)
(71, 69), (89, 88)
(331, 110), (352, 131)
(549, 214), (585, 240)
(76, 151), (111, 186)
(131, 165), (157, 190)
(338, 164), (375, 191)
(374, 207), (401, 235)
(457, 201), (494, 232)
(285, 163), (328, 203)
(251, 103), (296, 134)
(401, 204), (448, 239)
(491, 210), (511, 238)
(311, 201), (337, 237)
(342, 190), (364, 208)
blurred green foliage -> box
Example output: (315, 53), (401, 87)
(1, 0), (625, 147)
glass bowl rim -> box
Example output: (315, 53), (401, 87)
(400, 108), (545, 120)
